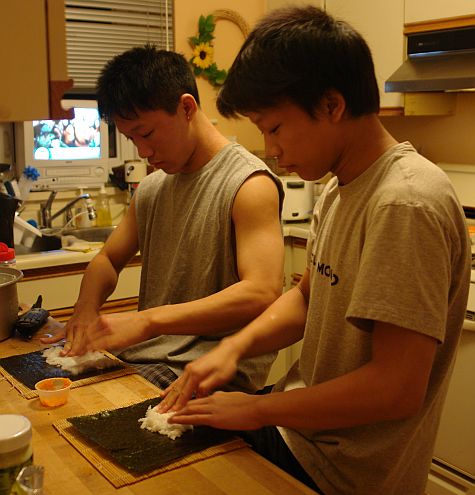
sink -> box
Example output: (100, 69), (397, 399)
(14, 226), (116, 255)
(62, 226), (116, 243)
(15, 233), (62, 255)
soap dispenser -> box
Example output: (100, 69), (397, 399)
(95, 185), (112, 227)
(75, 188), (95, 228)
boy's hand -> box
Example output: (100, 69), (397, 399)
(158, 337), (240, 412)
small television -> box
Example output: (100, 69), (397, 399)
(14, 99), (118, 191)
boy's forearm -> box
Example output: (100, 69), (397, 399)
(73, 251), (120, 312)
(226, 285), (308, 360)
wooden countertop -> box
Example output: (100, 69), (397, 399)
(0, 320), (315, 495)
(15, 248), (101, 271)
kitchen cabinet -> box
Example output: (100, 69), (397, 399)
(288, 237), (307, 286)
(285, 237), (305, 364)
(266, 235), (307, 384)
(405, 0), (475, 24)
(17, 258), (141, 320)
(0, 0), (72, 122)
(267, 1), (463, 116)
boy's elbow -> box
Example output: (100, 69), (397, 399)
(386, 384), (427, 420)
(250, 282), (282, 314)
(263, 279), (284, 307)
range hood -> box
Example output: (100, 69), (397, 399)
(385, 26), (475, 93)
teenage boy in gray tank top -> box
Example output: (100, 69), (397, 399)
(159, 7), (471, 495)
(42, 46), (285, 393)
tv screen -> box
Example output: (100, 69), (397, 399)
(14, 99), (115, 190)
(32, 107), (102, 161)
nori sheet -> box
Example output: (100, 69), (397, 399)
(68, 398), (235, 473)
(0, 350), (124, 390)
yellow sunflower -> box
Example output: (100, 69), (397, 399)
(192, 42), (214, 69)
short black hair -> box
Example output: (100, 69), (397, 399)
(217, 6), (379, 119)
(96, 45), (200, 124)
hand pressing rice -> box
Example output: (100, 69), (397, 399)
(138, 406), (192, 440)
(42, 346), (113, 375)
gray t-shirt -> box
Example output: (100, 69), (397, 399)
(274, 142), (470, 494)
(118, 143), (284, 393)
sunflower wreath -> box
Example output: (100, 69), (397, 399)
(189, 10), (249, 87)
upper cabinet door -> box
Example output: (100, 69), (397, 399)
(0, 0), (72, 122)
(326, 0), (404, 110)
(405, 0), (475, 23)
(0, 1), (49, 121)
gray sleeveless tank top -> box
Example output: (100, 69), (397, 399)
(117, 143), (284, 392)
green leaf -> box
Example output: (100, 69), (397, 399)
(214, 75), (226, 86)
(188, 36), (200, 46)
(206, 66), (227, 86)
(198, 15), (207, 34)
(193, 66), (203, 76)
(200, 33), (214, 43)
(203, 15), (215, 32)
(205, 63), (217, 76)
(213, 68), (227, 85)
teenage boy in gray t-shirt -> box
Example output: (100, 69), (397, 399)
(160, 7), (471, 495)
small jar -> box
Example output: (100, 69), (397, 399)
(0, 243), (15, 267)
(0, 415), (33, 495)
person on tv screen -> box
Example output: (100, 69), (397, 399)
(41, 45), (285, 395)
(157, 6), (471, 494)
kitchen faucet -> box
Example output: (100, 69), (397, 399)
(40, 190), (96, 229)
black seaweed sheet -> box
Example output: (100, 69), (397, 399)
(0, 350), (124, 390)
(68, 398), (235, 473)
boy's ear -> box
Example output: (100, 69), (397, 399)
(180, 93), (198, 120)
(320, 89), (346, 122)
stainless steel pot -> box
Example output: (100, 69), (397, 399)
(0, 266), (23, 341)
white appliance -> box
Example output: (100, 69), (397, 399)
(124, 160), (147, 199)
(426, 163), (475, 495)
(124, 160), (147, 184)
(280, 176), (315, 222)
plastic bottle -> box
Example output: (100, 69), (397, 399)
(0, 415), (33, 495)
(18, 166), (41, 202)
(95, 185), (112, 227)
(0, 242), (16, 267)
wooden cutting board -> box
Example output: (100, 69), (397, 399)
(0, 317), (317, 495)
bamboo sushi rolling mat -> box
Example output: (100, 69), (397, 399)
(0, 350), (137, 399)
(54, 403), (248, 488)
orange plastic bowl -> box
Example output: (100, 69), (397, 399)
(35, 377), (72, 407)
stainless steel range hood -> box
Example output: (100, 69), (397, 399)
(385, 26), (475, 93)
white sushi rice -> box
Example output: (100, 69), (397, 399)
(138, 406), (192, 440)
(42, 346), (113, 375)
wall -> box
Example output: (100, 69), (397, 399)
(132, 2), (475, 163)
(381, 93), (475, 165)
(2, 4), (475, 168)
(174, 0), (266, 152)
